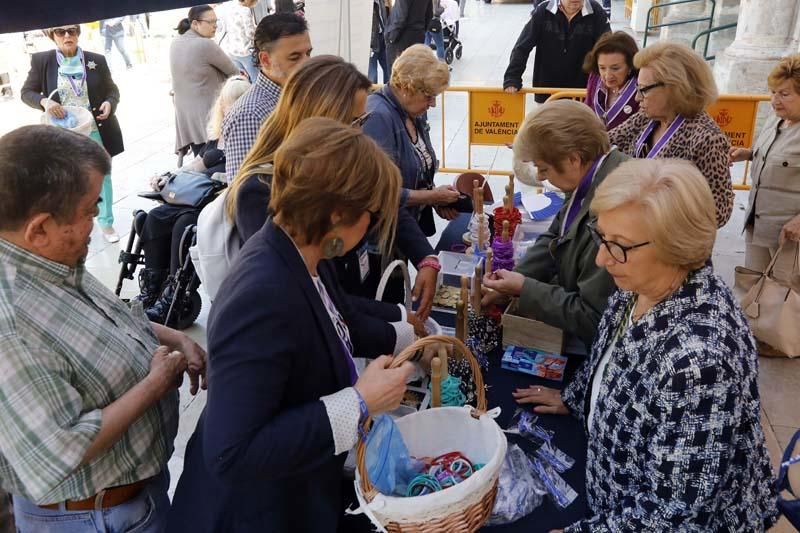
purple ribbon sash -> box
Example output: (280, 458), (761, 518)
(634, 115), (686, 159)
(562, 154), (605, 235)
(593, 77), (636, 127)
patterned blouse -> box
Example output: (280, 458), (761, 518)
(562, 266), (778, 532)
(609, 111), (734, 228)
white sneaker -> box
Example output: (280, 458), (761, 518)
(102, 227), (120, 243)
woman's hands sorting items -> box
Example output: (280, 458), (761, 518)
(512, 385), (569, 415)
(355, 355), (416, 415)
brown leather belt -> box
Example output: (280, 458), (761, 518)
(39, 478), (150, 511)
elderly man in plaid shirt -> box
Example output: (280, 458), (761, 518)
(0, 125), (207, 533)
(222, 12), (312, 180)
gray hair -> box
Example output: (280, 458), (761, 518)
(0, 125), (111, 231)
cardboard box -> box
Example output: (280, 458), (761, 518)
(501, 298), (565, 354)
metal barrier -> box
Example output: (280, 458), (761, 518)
(643, 0), (716, 58)
(691, 21), (737, 61)
(436, 85), (770, 191)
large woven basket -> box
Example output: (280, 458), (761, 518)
(376, 259), (442, 336)
(354, 335), (507, 532)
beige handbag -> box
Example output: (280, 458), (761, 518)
(734, 243), (800, 357)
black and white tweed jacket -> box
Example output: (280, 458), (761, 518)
(562, 266), (778, 532)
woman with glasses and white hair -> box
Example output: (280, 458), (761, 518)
(609, 41), (734, 228)
(22, 23), (124, 243)
(482, 100), (622, 356)
(170, 4), (239, 158)
(520, 158), (778, 532)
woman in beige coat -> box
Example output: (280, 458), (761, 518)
(170, 5), (239, 156)
(731, 54), (800, 285)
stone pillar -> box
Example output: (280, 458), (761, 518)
(304, 0), (372, 75)
(714, 0), (800, 94)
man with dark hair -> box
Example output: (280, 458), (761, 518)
(222, 12), (311, 179)
(0, 125), (207, 532)
(504, 0), (610, 103)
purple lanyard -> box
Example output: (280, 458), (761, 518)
(562, 155), (603, 235)
(339, 339), (358, 386)
(594, 77), (636, 126)
(634, 115), (686, 159)
(55, 48), (87, 98)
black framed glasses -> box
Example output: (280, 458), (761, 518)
(587, 221), (650, 264)
(53, 27), (79, 37)
(636, 82), (664, 98)
(351, 112), (372, 128)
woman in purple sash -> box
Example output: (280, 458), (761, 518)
(583, 31), (639, 131)
(609, 42), (734, 228)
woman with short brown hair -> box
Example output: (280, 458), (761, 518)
(582, 31), (640, 130)
(169, 118), (418, 531)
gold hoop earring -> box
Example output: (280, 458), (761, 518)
(322, 235), (344, 259)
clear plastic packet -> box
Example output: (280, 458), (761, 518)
(530, 456), (578, 509)
(534, 441), (575, 474)
(486, 444), (546, 525)
(504, 408), (554, 444)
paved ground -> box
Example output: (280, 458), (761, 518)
(0, 1), (797, 529)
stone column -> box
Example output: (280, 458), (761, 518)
(714, 0), (800, 94)
(304, 0), (372, 75)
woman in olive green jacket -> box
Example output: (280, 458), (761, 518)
(483, 101), (620, 354)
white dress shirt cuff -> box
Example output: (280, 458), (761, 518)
(320, 387), (361, 455)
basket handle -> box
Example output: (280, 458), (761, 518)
(375, 259), (412, 313)
(355, 335), (486, 501)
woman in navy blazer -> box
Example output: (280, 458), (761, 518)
(168, 118), (417, 532)
(22, 24), (124, 242)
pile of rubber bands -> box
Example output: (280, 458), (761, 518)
(405, 452), (484, 497)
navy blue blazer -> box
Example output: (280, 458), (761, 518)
(167, 221), (399, 532)
(21, 50), (124, 157)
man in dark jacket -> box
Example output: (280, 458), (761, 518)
(369, 0), (389, 82)
(385, 0), (432, 68)
(504, 0), (610, 103)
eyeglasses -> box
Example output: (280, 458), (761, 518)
(53, 27), (79, 37)
(587, 221), (650, 264)
(197, 19), (218, 26)
(635, 82), (664, 98)
(351, 112), (372, 128)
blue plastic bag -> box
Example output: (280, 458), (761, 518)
(365, 414), (422, 496)
(51, 111), (78, 129)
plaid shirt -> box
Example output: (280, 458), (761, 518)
(0, 239), (178, 504)
(222, 72), (281, 181)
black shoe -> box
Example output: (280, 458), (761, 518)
(134, 268), (168, 308)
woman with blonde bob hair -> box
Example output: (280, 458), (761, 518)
(609, 41), (733, 228)
(224, 53), (440, 322)
(731, 54), (800, 355)
(169, 118), (419, 531)
(523, 158), (778, 532)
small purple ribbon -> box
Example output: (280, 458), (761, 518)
(634, 115), (686, 159)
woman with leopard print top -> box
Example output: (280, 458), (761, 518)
(517, 159), (777, 532)
(609, 42), (734, 228)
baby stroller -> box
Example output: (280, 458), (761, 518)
(441, 19), (463, 65)
(429, 0), (462, 65)
(115, 209), (203, 330)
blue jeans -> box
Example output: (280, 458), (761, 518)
(104, 29), (133, 68)
(368, 38), (388, 83)
(425, 31), (445, 61)
(229, 54), (259, 83)
(13, 472), (169, 533)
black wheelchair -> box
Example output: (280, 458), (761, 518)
(115, 209), (203, 330)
